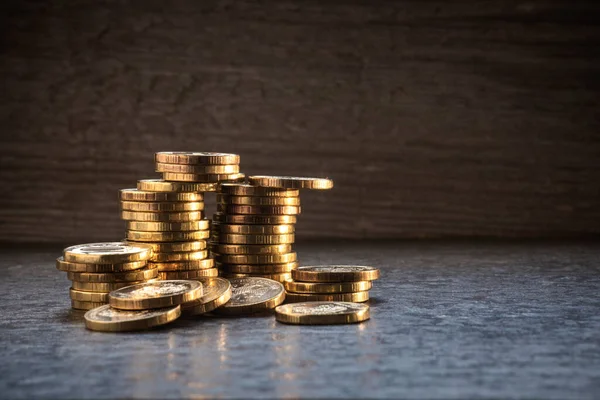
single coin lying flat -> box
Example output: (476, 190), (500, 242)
(275, 302), (370, 325)
(84, 304), (181, 332)
(291, 265), (380, 282)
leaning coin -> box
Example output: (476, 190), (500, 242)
(213, 277), (285, 315)
(109, 280), (203, 310)
(155, 151), (240, 165)
(284, 291), (370, 303)
(248, 175), (333, 190)
(284, 280), (372, 294)
(63, 242), (153, 264)
(137, 179), (219, 193)
(157, 163), (240, 174)
(121, 201), (204, 212)
(158, 268), (219, 280)
(55, 257), (147, 273)
(217, 195), (300, 206)
(291, 265), (380, 282)
(84, 304), (181, 332)
(71, 279), (158, 293)
(213, 213), (297, 225)
(150, 259), (214, 272)
(67, 266), (158, 283)
(69, 288), (109, 303)
(219, 183), (299, 197)
(275, 302), (370, 325)
(181, 277), (232, 316)
(120, 189), (204, 202)
(71, 300), (107, 311)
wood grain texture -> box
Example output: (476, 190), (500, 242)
(1, 0), (600, 243)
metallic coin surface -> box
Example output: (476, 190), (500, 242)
(67, 266), (159, 283)
(150, 259), (214, 271)
(248, 175), (334, 190)
(109, 280), (203, 310)
(151, 250), (208, 262)
(84, 304), (181, 332)
(121, 201), (204, 212)
(284, 291), (370, 303)
(137, 179), (219, 193)
(63, 242), (153, 264)
(155, 152), (240, 165)
(163, 172), (245, 183)
(55, 257), (147, 273)
(275, 302), (370, 325)
(221, 272), (292, 283)
(181, 277), (233, 315)
(120, 189), (204, 202)
(217, 195), (300, 206)
(214, 277), (285, 315)
(291, 265), (380, 282)
(213, 213), (297, 225)
(214, 252), (297, 265)
(210, 243), (292, 255)
(126, 230), (210, 242)
(284, 280), (372, 294)
(215, 233), (295, 245)
(69, 288), (109, 303)
(121, 210), (204, 222)
(157, 163), (240, 174)
(71, 279), (157, 293)
(217, 261), (298, 274)
(158, 268), (219, 280)
(126, 220), (210, 232)
(217, 204), (301, 215)
(71, 300), (107, 310)
(128, 240), (207, 253)
(213, 223), (295, 235)
(219, 183), (299, 197)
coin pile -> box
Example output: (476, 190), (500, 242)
(284, 265), (380, 303)
(55, 242), (156, 310)
(155, 151), (244, 183)
(212, 176), (334, 283)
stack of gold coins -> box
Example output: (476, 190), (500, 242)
(155, 151), (244, 183)
(284, 265), (380, 303)
(55, 242), (156, 310)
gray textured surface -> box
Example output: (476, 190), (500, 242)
(2, 1), (600, 242)
(2, 240), (600, 399)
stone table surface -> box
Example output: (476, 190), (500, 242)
(1, 240), (600, 399)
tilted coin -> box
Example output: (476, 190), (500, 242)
(217, 261), (298, 274)
(275, 302), (370, 325)
(157, 163), (240, 174)
(158, 268), (219, 280)
(155, 152), (240, 165)
(121, 201), (204, 212)
(213, 213), (297, 225)
(126, 230), (210, 242)
(67, 266), (159, 283)
(126, 220), (210, 232)
(291, 265), (380, 282)
(210, 243), (292, 255)
(214, 252), (297, 265)
(217, 204), (301, 215)
(84, 304), (181, 332)
(215, 233), (295, 245)
(137, 179), (219, 193)
(219, 183), (299, 197)
(63, 242), (153, 264)
(248, 175), (334, 190)
(214, 277), (285, 315)
(120, 189), (204, 202)
(69, 288), (109, 303)
(121, 210), (204, 222)
(71, 300), (107, 311)
(213, 223), (295, 235)
(181, 277), (233, 316)
(109, 280), (203, 310)
(221, 272), (292, 283)
(127, 240), (207, 253)
(162, 172), (245, 183)
(55, 257), (147, 273)
(217, 195), (300, 206)
(150, 259), (214, 272)
(151, 250), (208, 262)
(72, 279), (159, 293)
(284, 291), (370, 303)
(284, 280), (372, 294)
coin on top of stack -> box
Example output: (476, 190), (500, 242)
(284, 265), (380, 303)
(155, 152), (244, 183)
(56, 242), (156, 310)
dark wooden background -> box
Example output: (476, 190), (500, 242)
(1, 0), (599, 243)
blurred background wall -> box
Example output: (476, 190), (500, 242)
(1, 0), (599, 243)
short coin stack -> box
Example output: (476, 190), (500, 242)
(155, 151), (244, 183)
(55, 242), (156, 310)
(284, 265), (380, 303)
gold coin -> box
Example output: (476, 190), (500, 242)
(213, 223), (295, 235)
(181, 277), (232, 316)
(121, 201), (204, 212)
(137, 179), (219, 192)
(151, 250), (208, 262)
(126, 230), (210, 242)
(155, 152), (240, 165)
(84, 304), (181, 332)
(158, 268), (219, 280)
(121, 210), (204, 222)
(71, 300), (107, 310)
(215, 233), (295, 245)
(69, 288), (109, 303)
(214, 277), (285, 315)
(63, 242), (153, 264)
(71, 279), (158, 293)
(217, 195), (300, 206)
(217, 261), (298, 274)
(120, 188), (203, 202)
(248, 175), (334, 190)
(214, 252), (297, 264)
(284, 280), (372, 294)
(55, 257), (147, 273)
(151, 259), (214, 271)
(157, 163), (240, 174)
(275, 302), (370, 325)
(292, 265), (380, 282)
(126, 220), (210, 232)
(163, 172), (245, 183)
(67, 266), (159, 283)
(220, 272), (292, 283)
(127, 240), (207, 253)
(219, 183), (299, 197)
(213, 213), (297, 225)
(210, 243), (292, 255)
(284, 291), (370, 303)
(109, 280), (203, 310)
(217, 204), (300, 215)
